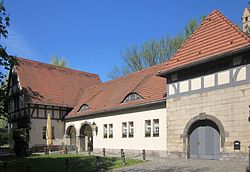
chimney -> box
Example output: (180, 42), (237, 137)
(242, 8), (250, 33)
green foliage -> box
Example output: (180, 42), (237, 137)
(50, 56), (69, 67)
(13, 129), (29, 156)
(0, 154), (143, 172)
(0, 1), (14, 119)
(108, 17), (205, 79)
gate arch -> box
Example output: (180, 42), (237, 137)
(183, 113), (225, 159)
(79, 122), (93, 151)
(66, 125), (76, 146)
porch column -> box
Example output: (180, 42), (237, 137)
(76, 135), (81, 152)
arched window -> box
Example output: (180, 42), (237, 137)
(122, 93), (143, 103)
(78, 104), (90, 112)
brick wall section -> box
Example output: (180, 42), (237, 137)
(166, 83), (250, 159)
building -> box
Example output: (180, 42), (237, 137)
(158, 10), (250, 160)
(8, 58), (100, 146)
(7, 9), (250, 160)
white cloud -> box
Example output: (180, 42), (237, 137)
(0, 28), (39, 59)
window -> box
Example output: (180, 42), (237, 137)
(246, 17), (248, 22)
(153, 119), (159, 137)
(122, 122), (127, 138)
(79, 104), (90, 112)
(109, 124), (113, 138)
(128, 122), (134, 138)
(122, 93), (143, 103)
(42, 126), (55, 139)
(145, 120), (151, 137)
(103, 124), (108, 138)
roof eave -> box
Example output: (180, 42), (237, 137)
(65, 99), (166, 120)
(157, 44), (250, 78)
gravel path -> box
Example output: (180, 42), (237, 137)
(110, 158), (248, 172)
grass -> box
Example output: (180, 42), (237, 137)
(0, 154), (143, 172)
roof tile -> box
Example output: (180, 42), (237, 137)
(159, 10), (250, 75)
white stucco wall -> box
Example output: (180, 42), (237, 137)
(65, 103), (167, 151)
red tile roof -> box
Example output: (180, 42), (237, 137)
(15, 57), (101, 107)
(158, 10), (250, 76)
(67, 64), (166, 118)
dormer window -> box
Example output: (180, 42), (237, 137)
(122, 93), (143, 103)
(79, 104), (90, 112)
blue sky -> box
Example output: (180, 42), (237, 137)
(1, 0), (248, 81)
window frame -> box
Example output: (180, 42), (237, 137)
(78, 104), (90, 112)
(153, 119), (159, 137)
(103, 124), (108, 138)
(122, 122), (127, 138)
(109, 124), (113, 138)
(122, 93), (143, 103)
(145, 120), (151, 137)
(128, 121), (134, 138)
(42, 126), (55, 139)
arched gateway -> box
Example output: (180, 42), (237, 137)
(183, 113), (225, 160)
(79, 123), (93, 151)
(66, 125), (76, 146)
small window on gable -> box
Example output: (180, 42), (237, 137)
(122, 93), (143, 103)
(79, 104), (90, 112)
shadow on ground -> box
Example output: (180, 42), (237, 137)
(0, 154), (134, 172)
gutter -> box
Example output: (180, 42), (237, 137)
(65, 99), (166, 120)
(157, 44), (250, 77)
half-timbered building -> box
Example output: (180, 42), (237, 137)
(8, 58), (100, 146)
(7, 9), (250, 160)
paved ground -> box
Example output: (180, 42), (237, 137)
(111, 158), (248, 172)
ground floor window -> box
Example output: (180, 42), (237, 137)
(122, 122), (127, 138)
(145, 120), (151, 137)
(153, 119), (159, 137)
(103, 124), (108, 138)
(42, 126), (55, 139)
(109, 124), (113, 138)
(128, 121), (134, 138)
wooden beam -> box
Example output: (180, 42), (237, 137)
(52, 106), (54, 119)
(44, 105), (47, 118)
(36, 104), (39, 117)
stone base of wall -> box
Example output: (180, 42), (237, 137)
(221, 151), (248, 161)
(93, 148), (167, 159)
(167, 151), (187, 159)
(166, 151), (248, 161)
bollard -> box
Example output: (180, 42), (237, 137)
(121, 152), (126, 166)
(44, 147), (48, 155)
(3, 162), (7, 172)
(142, 149), (146, 162)
(96, 156), (101, 170)
(88, 147), (91, 156)
(75, 146), (78, 155)
(26, 165), (31, 172)
(65, 159), (69, 172)
(120, 149), (124, 157)
(247, 146), (250, 172)
(103, 148), (105, 156)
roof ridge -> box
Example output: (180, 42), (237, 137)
(131, 73), (153, 94)
(215, 10), (250, 43)
(16, 56), (100, 78)
(169, 10), (216, 62)
(104, 63), (164, 84)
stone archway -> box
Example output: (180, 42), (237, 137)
(79, 122), (93, 151)
(182, 113), (226, 159)
(66, 125), (76, 146)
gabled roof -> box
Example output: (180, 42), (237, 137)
(67, 64), (166, 118)
(15, 57), (101, 107)
(158, 10), (250, 76)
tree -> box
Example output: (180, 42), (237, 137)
(108, 17), (204, 79)
(50, 56), (69, 67)
(0, 1), (14, 148)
